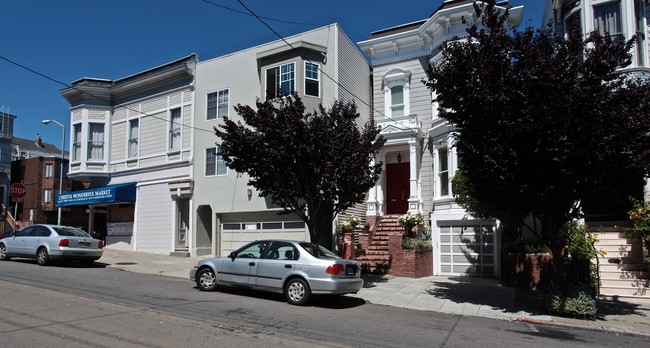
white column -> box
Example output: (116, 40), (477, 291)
(408, 139), (419, 212)
(366, 159), (379, 216)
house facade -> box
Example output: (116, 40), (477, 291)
(60, 55), (197, 254)
(543, 0), (650, 300)
(358, 0), (523, 276)
(192, 24), (371, 257)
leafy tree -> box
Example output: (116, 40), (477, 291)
(424, 1), (650, 288)
(214, 94), (385, 248)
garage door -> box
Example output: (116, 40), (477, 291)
(439, 223), (496, 276)
(220, 214), (307, 256)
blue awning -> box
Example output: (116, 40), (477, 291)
(56, 182), (137, 207)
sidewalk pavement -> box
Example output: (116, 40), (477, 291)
(98, 248), (650, 337)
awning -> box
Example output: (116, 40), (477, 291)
(56, 182), (137, 207)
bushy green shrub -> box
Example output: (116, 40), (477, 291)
(546, 287), (597, 320)
(401, 236), (432, 250)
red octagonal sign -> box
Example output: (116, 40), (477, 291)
(9, 183), (27, 200)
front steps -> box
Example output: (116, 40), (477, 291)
(357, 216), (402, 274)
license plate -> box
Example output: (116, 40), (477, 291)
(79, 241), (90, 247)
(346, 265), (356, 275)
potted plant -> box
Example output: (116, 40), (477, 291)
(397, 212), (424, 235)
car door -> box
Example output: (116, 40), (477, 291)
(9, 226), (35, 256)
(219, 241), (269, 286)
(254, 241), (300, 291)
(25, 226), (52, 255)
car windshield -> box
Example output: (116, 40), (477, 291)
(53, 227), (91, 238)
(299, 242), (340, 260)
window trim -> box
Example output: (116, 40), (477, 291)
(265, 62), (296, 100)
(45, 163), (53, 178)
(128, 118), (139, 159)
(206, 88), (230, 120)
(304, 62), (320, 98)
(44, 188), (53, 203)
(168, 107), (182, 152)
(87, 122), (105, 161)
(438, 147), (450, 198)
(205, 146), (228, 177)
(382, 68), (411, 118)
(72, 123), (82, 162)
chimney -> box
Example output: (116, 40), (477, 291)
(35, 134), (43, 147)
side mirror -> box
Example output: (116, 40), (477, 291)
(229, 251), (236, 260)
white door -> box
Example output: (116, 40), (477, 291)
(439, 223), (496, 276)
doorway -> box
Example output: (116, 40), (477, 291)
(386, 162), (409, 214)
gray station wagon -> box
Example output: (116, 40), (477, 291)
(190, 240), (363, 305)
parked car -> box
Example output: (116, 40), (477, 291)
(0, 224), (104, 266)
(190, 240), (363, 305)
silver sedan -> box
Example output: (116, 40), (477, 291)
(0, 224), (104, 266)
(189, 240), (363, 305)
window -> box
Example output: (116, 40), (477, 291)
(45, 163), (53, 178)
(390, 86), (405, 117)
(266, 62), (295, 100)
(438, 148), (449, 197)
(205, 146), (227, 176)
(87, 123), (104, 160)
(594, 1), (621, 36)
(235, 241), (270, 259)
(207, 89), (229, 120)
(72, 124), (82, 161)
(304, 62), (320, 97)
(44, 189), (52, 203)
(383, 68), (411, 118)
(128, 119), (139, 158)
(169, 108), (181, 151)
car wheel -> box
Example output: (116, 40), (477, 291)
(0, 243), (10, 261)
(36, 247), (50, 266)
(196, 268), (218, 291)
(284, 278), (311, 306)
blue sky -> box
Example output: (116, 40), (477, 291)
(0, 0), (545, 149)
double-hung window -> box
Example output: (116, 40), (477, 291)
(87, 123), (104, 161)
(169, 108), (181, 151)
(304, 62), (320, 97)
(45, 163), (53, 178)
(205, 146), (227, 176)
(207, 89), (229, 119)
(390, 86), (405, 117)
(438, 148), (449, 197)
(44, 189), (52, 203)
(72, 124), (82, 162)
(594, 1), (622, 37)
(266, 62), (295, 100)
(128, 119), (139, 158)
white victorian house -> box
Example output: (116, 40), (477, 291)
(358, 0), (523, 276)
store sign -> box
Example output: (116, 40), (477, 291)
(107, 222), (134, 236)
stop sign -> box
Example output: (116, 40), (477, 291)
(9, 183), (27, 200)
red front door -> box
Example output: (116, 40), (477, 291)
(386, 162), (409, 214)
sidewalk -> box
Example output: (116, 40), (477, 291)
(98, 248), (650, 337)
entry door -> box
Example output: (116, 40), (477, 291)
(176, 198), (189, 249)
(386, 162), (409, 214)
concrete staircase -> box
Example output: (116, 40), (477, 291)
(357, 216), (401, 274)
(589, 222), (649, 301)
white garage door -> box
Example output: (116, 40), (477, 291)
(220, 214), (307, 256)
(439, 223), (496, 276)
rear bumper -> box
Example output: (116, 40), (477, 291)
(49, 248), (103, 260)
(308, 277), (364, 295)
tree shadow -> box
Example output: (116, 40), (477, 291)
(595, 297), (647, 319)
(425, 276), (548, 315)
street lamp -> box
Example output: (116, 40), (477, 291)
(42, 119), (65, 225)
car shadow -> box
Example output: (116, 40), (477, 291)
(5, 258), (107, 268)
(197, 285), (366, 309)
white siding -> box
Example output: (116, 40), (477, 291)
(136, 183), (173, 253)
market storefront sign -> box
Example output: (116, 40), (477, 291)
(56, 182), (137, 207)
